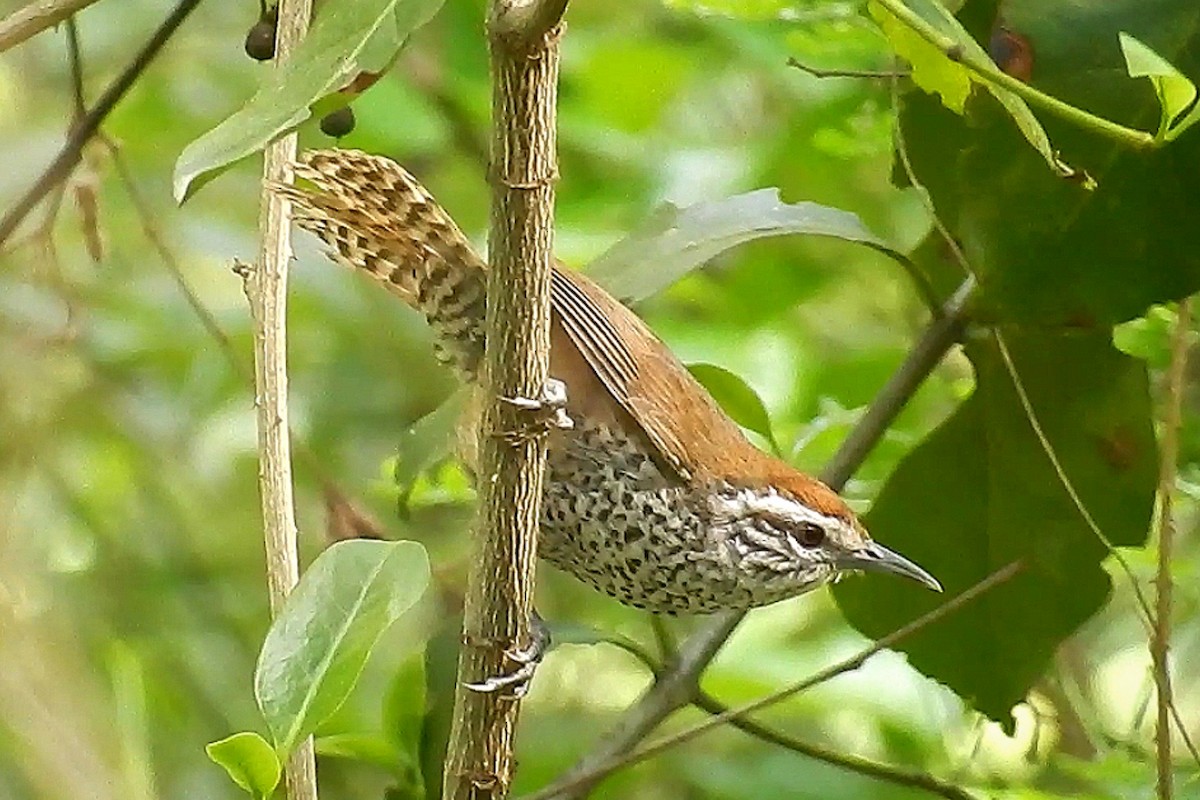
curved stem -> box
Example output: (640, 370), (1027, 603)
(873, 0), (1156, 150)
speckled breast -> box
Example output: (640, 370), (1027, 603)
(539, 421), (761, 614)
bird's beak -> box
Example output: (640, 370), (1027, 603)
(846, 541), (942, 592)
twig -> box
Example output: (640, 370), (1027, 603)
(606, 628), (972, 800)
(1154, 298), (1191, 800)
(0, 0), (204, 248)
(690, 691), (977, 800)
(0, 0), (102, 53)
(440, 1), (568, 798)
(786, 57), (909, 80)
(545, 275), (973, 797)
(523, 563), (1021, 800)
(242, 0), (316, 798)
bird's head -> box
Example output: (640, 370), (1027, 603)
(711, 475), (941, 600)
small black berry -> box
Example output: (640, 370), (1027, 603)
(244, 6), (277, 61)
(319, 106), (356, 138)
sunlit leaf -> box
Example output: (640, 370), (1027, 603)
(1119, 32), (1200, 141)
(255, 540), (431, 755)
(206, 732), (281, 799)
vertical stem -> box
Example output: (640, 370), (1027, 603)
(246, 0), (315, 798)
(1154, 298), (1191, 800)
(441, 2), (567, 798)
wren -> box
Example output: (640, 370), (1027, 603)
(277, 149), (940, 615)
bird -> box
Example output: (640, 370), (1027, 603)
(277, 148), (941, 618)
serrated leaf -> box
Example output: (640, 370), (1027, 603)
(173, 0), (443, 201)
(834, 332), (1156, 727)
(255, 540), (431, 755)
(1119, 32), (1200, 142)
(585, 189), (902, 304)
(869, 0), (1070, 177)
(686, 363), (779, 455)
(206, 732), (281, 799)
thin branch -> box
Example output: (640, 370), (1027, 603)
(524, 563), (1021, 800)
(691, 691), (977, 800)
(0, 0), (102, 53)
(1153, 298), (1190, 800)
(242, 0), (316, 797)
(786, 57), (909, 80)
(0, 0), (204, 248)
(608, 627), (972, 800)
(440, 2), (566, 798)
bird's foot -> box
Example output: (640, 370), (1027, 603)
(498, 378), (572, 443)
(463, 613), (551, 700)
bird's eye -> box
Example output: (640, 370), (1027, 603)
(797, 523), (825, 547)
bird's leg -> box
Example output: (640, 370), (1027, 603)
(497, 378), (573, 444)
(463, 611), (551, 699)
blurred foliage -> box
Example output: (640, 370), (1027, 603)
(1, 1), (1199, 800)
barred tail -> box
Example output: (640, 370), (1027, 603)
(277, 149), (488, 378)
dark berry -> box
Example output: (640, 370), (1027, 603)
(244, 7), (277, 61)
(319, 106), (356, 138)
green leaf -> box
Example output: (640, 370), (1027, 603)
(394, 390), (465, 497)
(898, 1), (1200, 324)
(382, 650), (428, 795)
(869, 0), (1069, 176)
(868, 0), (971, 113)
(834, 331), (1156, 727)
(255, 540), (431, 755)
(686, 363), (780, 455)
(206, 732), (281, 799)
(586, 189), (904, 304)
(1119, 32), (1200, 141)
(173, 0), (444, 201)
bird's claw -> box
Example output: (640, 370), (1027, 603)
(464, 614), (551, 700)
(498, 378), (573, 442)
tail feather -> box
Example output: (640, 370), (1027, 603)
(277, 149), (488, 378)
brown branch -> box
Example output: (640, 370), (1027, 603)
(241, 0), (316, 798)
(1154, 298), (1191, 800)
(0, 0), (203, 248)
(490, 0), (569, 46)
(0, 0), (102, 53)
(440, 1), (568, 798)
(524, 563), (1021, 800)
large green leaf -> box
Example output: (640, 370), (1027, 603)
(901, 0), (1200, 324)
(255, 540), (430, 755)
(173, 0), (443, 201)
(834, 331), (1156, 727)
(584, 188), (907, 304)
